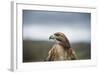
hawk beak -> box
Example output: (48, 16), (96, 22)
(49, 35), (55, 40)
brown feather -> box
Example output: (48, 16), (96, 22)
(54, 32), (71, 49)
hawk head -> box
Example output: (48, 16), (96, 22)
(49, 32), (71, 49)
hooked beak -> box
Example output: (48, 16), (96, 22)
(49, 35), (56, 40)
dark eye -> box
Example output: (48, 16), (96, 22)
(54, 33), (60, 36)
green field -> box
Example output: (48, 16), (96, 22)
(23, 40), (91, 62)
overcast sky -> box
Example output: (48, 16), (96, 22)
(23, 10), (91, 42)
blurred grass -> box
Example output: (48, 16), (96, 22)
(23, 40), (91, 62)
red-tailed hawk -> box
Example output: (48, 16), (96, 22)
(45, 32), (77, 61)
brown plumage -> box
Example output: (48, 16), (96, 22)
(45, 32), (77, 61)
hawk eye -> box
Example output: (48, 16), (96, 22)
(54, 33), (60, 36)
